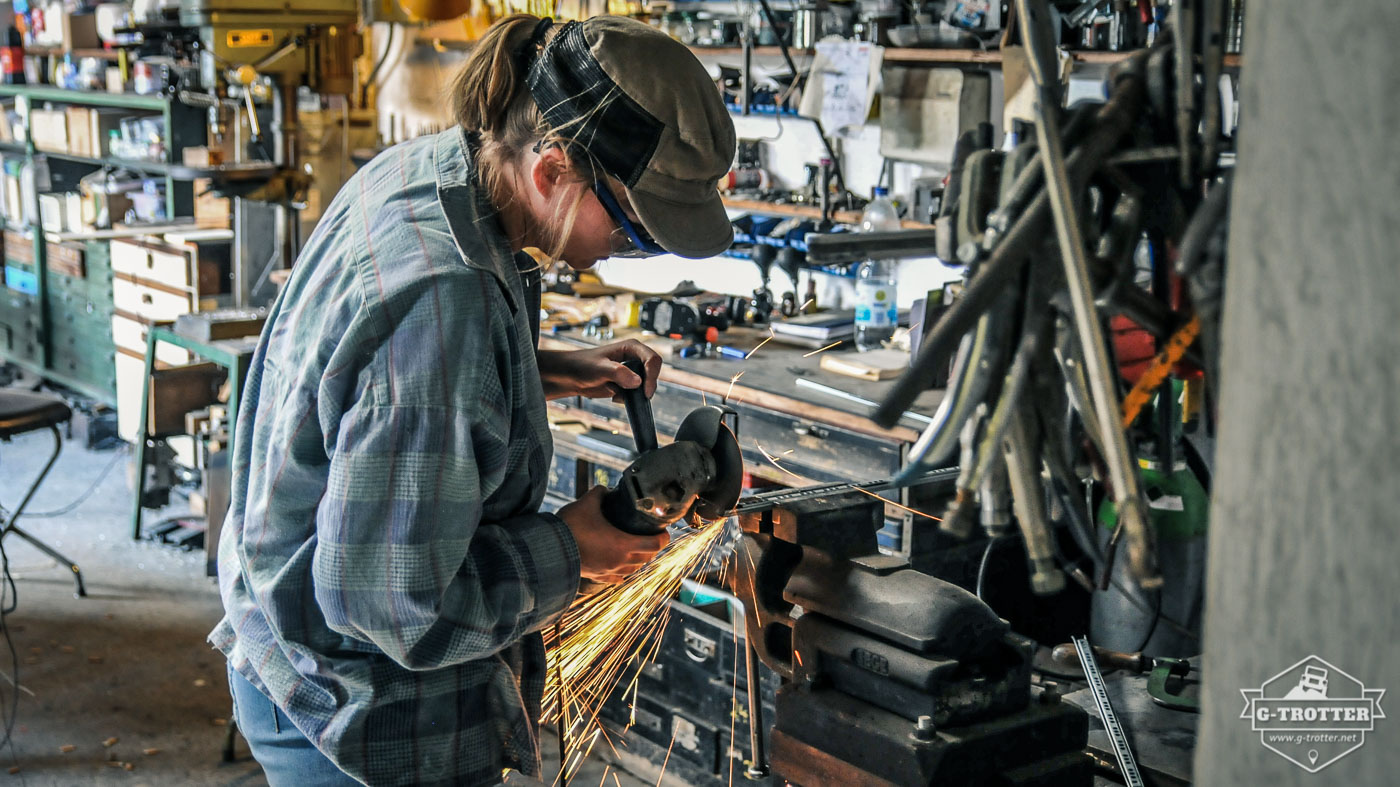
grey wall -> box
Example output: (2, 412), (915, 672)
(1195, 2), (1400, 784)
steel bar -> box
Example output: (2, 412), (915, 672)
(1018, 0), (1159, 587)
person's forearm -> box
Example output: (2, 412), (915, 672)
(536, 349), (576, 399)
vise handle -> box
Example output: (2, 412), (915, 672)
(1052, 642), (1150, 674)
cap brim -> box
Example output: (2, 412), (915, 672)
(627, 187), (733, 259)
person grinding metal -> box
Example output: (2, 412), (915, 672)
(210, 15), (736, 786)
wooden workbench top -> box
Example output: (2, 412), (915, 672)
(541, 323), (945, 445)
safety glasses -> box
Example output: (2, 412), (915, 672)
(592, 181), (667, 258)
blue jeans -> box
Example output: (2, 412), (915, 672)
(228, 664), (359, 786)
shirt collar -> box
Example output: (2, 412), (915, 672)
(434, 126), (525, 312)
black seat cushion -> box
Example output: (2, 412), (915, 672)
(0, 389), (72, 439)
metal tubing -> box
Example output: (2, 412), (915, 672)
(1003, 409), (1064, 595)
(1018, 0), (1158, 587)
(874, 52), (1148, 429)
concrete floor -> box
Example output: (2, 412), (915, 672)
(0, 417), (643, 786)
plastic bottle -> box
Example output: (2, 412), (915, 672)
(854, 187), (900, 351)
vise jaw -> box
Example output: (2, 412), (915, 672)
(731, 489), (1089, 785)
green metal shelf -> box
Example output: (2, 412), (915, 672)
(36, 150), (279, 181)
(0, 85), (169, 111)
(0, 84), (204, 401)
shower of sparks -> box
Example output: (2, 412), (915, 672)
(802, 340), (843, 357)
(724, 371), (745, 402)
(544, 523), (730, 781)
(850, 486), (942, 521)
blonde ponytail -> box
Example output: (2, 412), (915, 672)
(447, 14), (597, 263)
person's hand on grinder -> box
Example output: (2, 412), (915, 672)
(557, 486), (670, 584)
(538, 339), (662, 401)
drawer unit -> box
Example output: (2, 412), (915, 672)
(112, 277), (194, 323)
(0, 289), (41, 363)
(111, 314), (191, 365)
(111, 238), (195, 291)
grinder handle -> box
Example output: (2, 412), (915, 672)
(616, 357), (658, 454)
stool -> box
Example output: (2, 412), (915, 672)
(0, 388), (85, 598)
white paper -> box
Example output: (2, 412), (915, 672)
(799, 39), (883, 138)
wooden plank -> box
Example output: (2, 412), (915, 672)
(541, 334), (923, 444)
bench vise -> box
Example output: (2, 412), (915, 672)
(731, 487), (1090, 785)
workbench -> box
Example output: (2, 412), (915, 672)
(542, 325), (944, 486)
(540, 323), (951, 557)
(129, 326), (257, 543)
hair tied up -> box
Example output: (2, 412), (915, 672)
(515, 17), (555, 74)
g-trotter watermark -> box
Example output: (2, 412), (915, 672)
(1240, 655), (1386, 772)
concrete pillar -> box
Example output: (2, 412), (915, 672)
(1195, 1), (1400, 783)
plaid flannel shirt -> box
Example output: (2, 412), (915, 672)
(210, 128), (582, 786)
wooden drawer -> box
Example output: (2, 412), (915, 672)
(111, 314), (191, 365)
(114, 352), (144, 443)
(113, 277), (193, 323)
(111, 239), (194, 291)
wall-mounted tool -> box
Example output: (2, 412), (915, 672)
(600, 360), (743, 535)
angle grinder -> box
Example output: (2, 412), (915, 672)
(600, 359), (743, 535)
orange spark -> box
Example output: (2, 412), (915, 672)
(802, 340), (843, 357)
(725, 371), (745, 402)
(656, 734), (677, 787)
(851, 486), (942, 521)
(756, 442), (803, 480)
(745, 328), (776, 360)
(799, 297), (815, 311)
(794, 650), (804, 667)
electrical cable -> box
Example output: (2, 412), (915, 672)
(362, 24), (397, 107)
(17, 446), (128, 519)
(976, 534), (1017, 601)
(1135, 589), (1163, 653)
(0, 534), (21, 754)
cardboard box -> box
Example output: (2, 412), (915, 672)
(29, 108), (68, 154)
(38, 193), (66, 233)
(89, 108), (125, 157)
(59, 13), (101, 50)
(65, 106), (94, 156)
(193, 178), (231, 228)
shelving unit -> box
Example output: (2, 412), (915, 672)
(691, 44), (1242, 68)
(24, 46), (125, 62)
(722, 196), (932, 229)
(0, 85), (209, 403)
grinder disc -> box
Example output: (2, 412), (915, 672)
(674, 405), (744, 523)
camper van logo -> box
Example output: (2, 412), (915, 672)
(1240, 656), (1386, 772)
